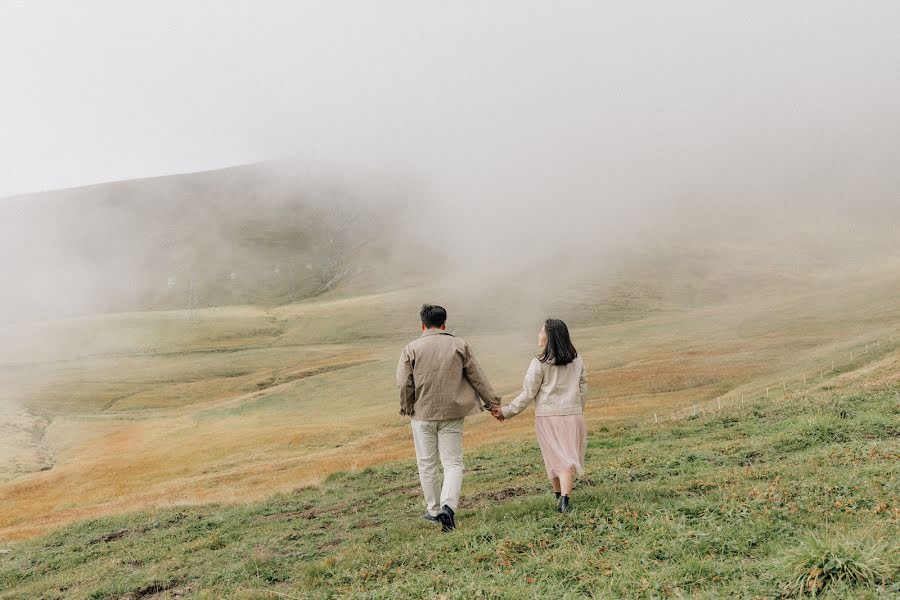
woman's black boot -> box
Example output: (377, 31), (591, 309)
(558, 495), (570, 513)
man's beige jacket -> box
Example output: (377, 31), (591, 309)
(396, 329), (501, 421)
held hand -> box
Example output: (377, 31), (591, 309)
(490, 405), (505, 422)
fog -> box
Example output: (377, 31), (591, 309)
(1, 2), (899, 353)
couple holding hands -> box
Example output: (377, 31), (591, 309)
(397, 304), (587, 532)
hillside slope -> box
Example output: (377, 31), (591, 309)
(3, 273), (898, 541)
(1, 347), (896, 599)
(0, 162), (417, 321)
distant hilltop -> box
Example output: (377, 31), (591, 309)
(0, 162), (420, 321)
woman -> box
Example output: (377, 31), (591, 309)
(492, 318), (587, 513)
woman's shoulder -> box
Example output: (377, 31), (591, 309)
(528, 356), (552, 374)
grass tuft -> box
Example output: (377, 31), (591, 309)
(779, 531), (898, 597)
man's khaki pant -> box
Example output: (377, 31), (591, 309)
(410, 418), (464, 516)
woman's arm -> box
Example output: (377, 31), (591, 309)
(579, 360), (587, 409)
(502, 359), (543, 419)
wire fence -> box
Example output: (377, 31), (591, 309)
(642, 328), (899, 427)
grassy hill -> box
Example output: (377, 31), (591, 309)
(1, 346), (897, 598)
(2, 164), (899, 597)
(2, 256), (899, 541)
(0, 162), (421, 321)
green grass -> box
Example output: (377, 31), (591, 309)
(780, 532), (895, 597)
(1, 384), (897, 599)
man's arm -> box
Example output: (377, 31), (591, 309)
(396, 347), (416, 416)
(462, 343), (501, 409)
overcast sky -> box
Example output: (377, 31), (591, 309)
(1, 1), (898, 199)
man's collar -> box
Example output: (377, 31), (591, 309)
(421, 328), (453, 337)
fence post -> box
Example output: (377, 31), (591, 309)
(717, 397), (721, 411)
(766, 387), (769, 398)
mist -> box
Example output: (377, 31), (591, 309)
(2, 1), (899, 348)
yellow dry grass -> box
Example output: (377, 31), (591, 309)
(2, 268), (899, 541)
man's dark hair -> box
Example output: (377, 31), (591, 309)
(420, 304), (447, 328)
(538, 318), (578, 366)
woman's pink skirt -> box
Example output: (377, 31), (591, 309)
(534, 414), (587, 480)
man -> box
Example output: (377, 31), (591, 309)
(396, 304), (501, 532)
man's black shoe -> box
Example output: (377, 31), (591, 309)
(422, 512), (440, 524)
(436, 505), (456, 532)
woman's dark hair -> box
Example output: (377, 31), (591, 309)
(538, 318), (577, 366)
(420, 304), (447, 328)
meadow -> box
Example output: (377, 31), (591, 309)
(0, 223), (898, 599)
(1, 244), (898, 543)
(0, 333), (896, 598)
